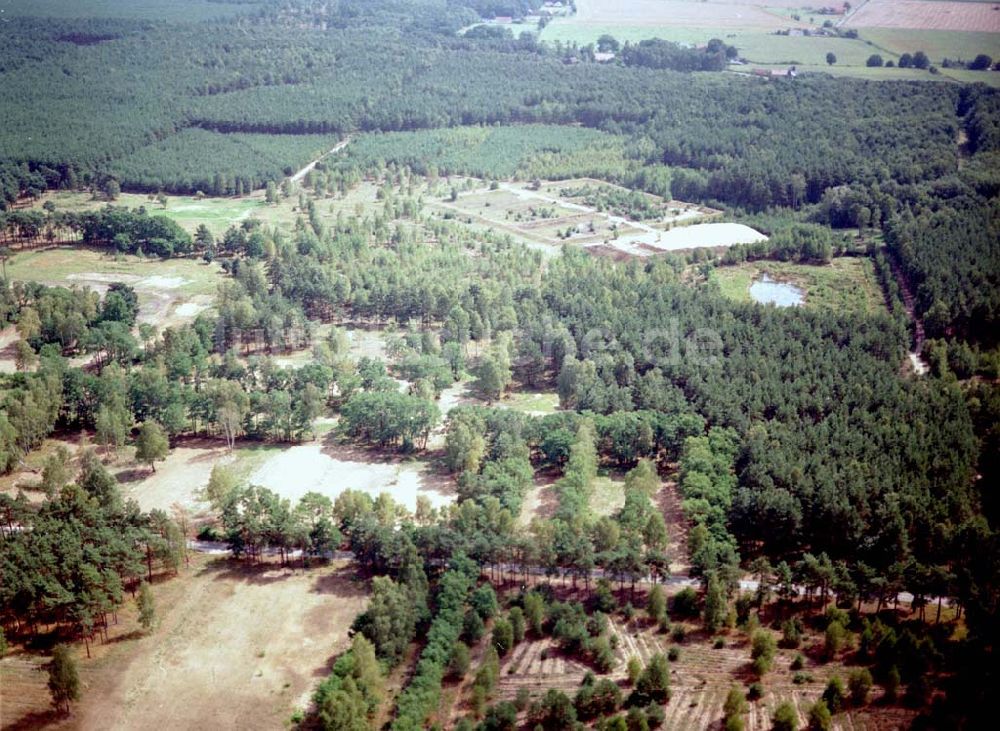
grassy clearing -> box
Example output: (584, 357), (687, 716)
(501, 391), (560, 415)
(6, 248), (222, 327)
(33, 190), (264, 237)
(710, 257), (888, 315)
(6, 246), (221, 295)
(0, 553), (367, 731)
(590, 474), (626, 518)
(34, 180), (388, 237)
(136, 196), (266, 236)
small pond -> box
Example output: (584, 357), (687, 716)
(749, 274), (804, 307)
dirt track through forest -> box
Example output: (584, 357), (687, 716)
(290, 138), (351, 184)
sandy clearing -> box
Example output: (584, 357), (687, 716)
(139, 275), (188, 289)
(63, 554), (368, 731)
(609, 222), (768, 254)
(117, 444), (234, 513)
(0, 325), (20, 373)
(438, 380), (473, 415)
(173, 302), (205, 317)
(427, 380), (476, 449)
(249, 442), (455, 511)
(517, 473), (560, 528)
(61, 271), (201, 326)
(345, 327), (389, 360)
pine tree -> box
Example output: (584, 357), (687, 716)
(137, 582), (156, 632)
(703, 573), (727, 633)
(772, 701), (798, 731)
(135, 421), (169, 472)
(47, 644), (80, 714)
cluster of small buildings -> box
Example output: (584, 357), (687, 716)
(751, 67), (798, 78)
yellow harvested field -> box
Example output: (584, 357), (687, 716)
(571, 0), (811, 29)
(846, 0), (1000, 32)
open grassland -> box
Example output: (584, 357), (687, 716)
(939, 66), (1000, 85)
(846, 0), (1000, 32)
(0, 553), (367, 731)
(710, 257), (888, 315)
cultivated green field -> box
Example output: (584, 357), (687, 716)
(710, 257), (888, 315)
(861, 28), (1000, 63)
(733, 34), (891, 67)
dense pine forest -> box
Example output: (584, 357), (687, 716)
(1, 0), (999, 729)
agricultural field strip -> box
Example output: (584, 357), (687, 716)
(845, 0), (1000, 32)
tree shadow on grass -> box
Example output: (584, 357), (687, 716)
(3, 709), (64, 731)
(311, 563), (367, 599)
(113, 467), (152, 484)
(103, 629), (146, 645)
(195, 555), (302, 586)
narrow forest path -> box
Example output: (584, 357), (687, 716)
(289, 137), (351, 184)
(657, 474), (692, 577)
(886, 251), (929, 375)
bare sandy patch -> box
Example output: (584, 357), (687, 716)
(249, 441), (455, 511)
(345, 327), (388, 360)
(173, 301), (207, 318)
(0, 326), (20, 373)
(116, 441), (245, 514)
(47, 554), (368, 731)
(139, 275), (188, 289)
(517, 473), (560, 528)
